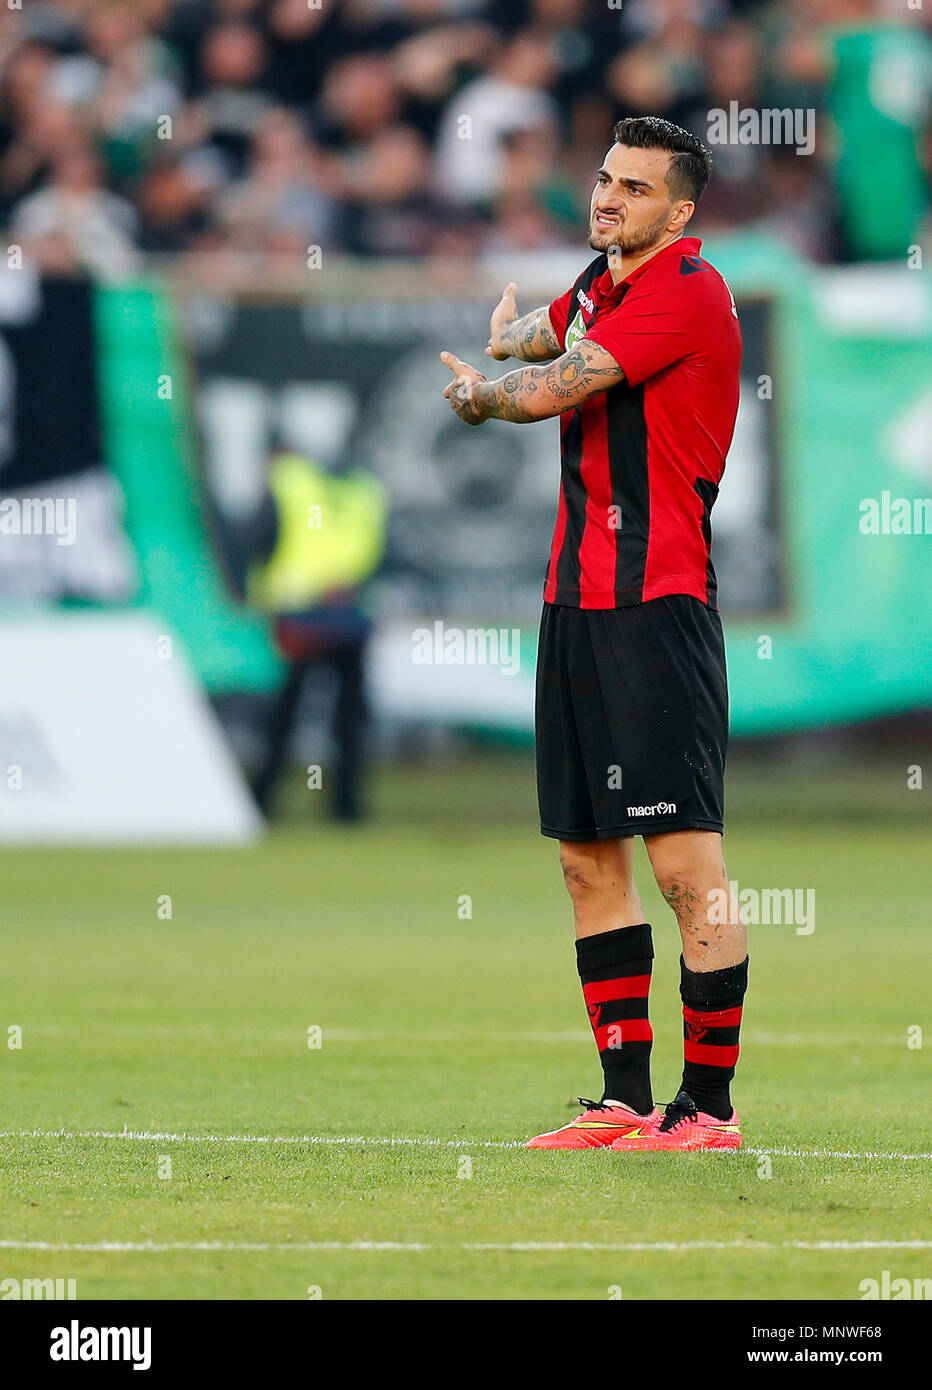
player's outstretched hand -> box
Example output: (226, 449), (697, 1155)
(486, 282), (518, 359)
(440, 351), (487, 426)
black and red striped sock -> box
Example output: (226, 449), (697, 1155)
(679, 955), (749, 1121)
(575, 923), (653, 1115)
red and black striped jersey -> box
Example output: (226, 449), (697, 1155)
(545, 236), (741, 610)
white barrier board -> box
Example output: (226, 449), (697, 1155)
(0, 613), (261, 844)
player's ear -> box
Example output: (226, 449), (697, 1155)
(671, 200), (695, 232)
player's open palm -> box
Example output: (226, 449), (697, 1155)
(486, 282), (518, 359)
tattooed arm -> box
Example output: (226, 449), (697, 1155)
(440, 341), (625, 426)
(486, 282), (563, 362)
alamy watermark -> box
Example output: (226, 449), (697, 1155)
(1, 1276), (77, 1299)
(411, 621), (521, 676)
(708, 881), (815, 935)
(50, 1321), (151, 1370)
(859, 1270), (931, 1300)
(0, 496), (76, 546)
(706, 102), (816, 156)
(859, 492), (931, 535)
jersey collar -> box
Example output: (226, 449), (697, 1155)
(599, 235), (703, 299)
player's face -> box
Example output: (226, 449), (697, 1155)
(588, 143), (685, 256)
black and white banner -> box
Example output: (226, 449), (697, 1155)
(180, 286), (783, 620)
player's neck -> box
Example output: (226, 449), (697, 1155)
(607, 230), (684, 284)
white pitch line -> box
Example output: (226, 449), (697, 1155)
(0, 1240), (427, 1253)
(0, 1129), (929, 1162)
(466, 1240), (932, 1252)
(18, 1026), (911, 1047)
(744, 1145), (932, 1162)
(0, 1239), (929, 1255)
(0, 1129), (521, 1150)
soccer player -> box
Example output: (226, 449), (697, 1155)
(440, 117), (748, 1152)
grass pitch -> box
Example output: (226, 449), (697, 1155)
(1, 756), (929, 1301)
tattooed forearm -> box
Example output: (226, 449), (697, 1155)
(499, 306), (562, 362)
(474, 370), (540, 423)
(542, 349), (622, 399)
(472, 342), (626, 423)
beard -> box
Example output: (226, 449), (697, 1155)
(588, 207), (671, 257)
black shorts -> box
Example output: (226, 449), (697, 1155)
(535, 596), (728, 841)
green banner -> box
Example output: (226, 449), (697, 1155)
(94, 283), (281, 692)
(707, 235), (931, 733)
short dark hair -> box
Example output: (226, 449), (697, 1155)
(612, 116), (711, 203)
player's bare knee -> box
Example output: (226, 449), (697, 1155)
(644, 847), (701, 918)
(558, 843), (602, 895)
(654, 870), (703, 917)
(558, 843), (592, 890)
(646, 833), (723, 897)
(558, 842), (629, 904)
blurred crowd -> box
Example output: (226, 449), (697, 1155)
(0, 0), (929, 278)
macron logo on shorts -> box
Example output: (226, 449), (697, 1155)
(626, 802), (677, 817)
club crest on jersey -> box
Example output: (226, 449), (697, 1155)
(565, 307), (587, 350)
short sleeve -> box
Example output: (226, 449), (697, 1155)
(548, 286), (574, 345)
(583, 273), (715, 387)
